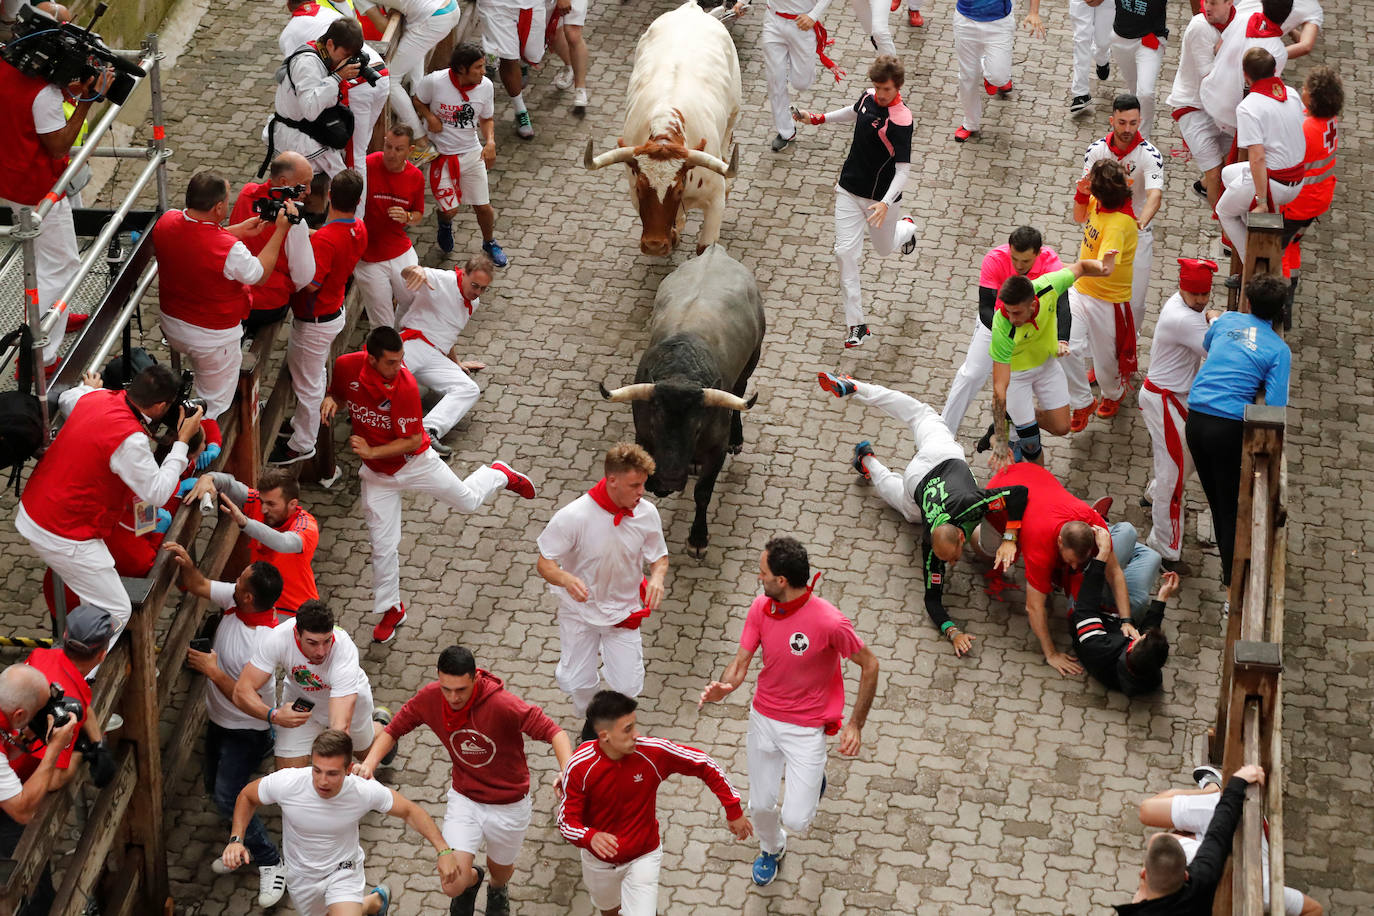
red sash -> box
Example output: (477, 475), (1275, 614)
(774, 12), (844, 81)
(1112, 301), (1138, 386)
(1142, 378), (1187, 549)
(399, 327), (437, 348)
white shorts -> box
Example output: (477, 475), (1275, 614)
(429, 149), (490, 210)
(1175, 109), (1232, 173)
(274, 689), (376, 758)
(546, 0), (587, 27)
(1169, 793), (1304, 916)
(442, 789), (533, 866)
(286, 858), (368, 916)
(580, 846), (663, 916)
(1006, 358), (1070, 426)
(482, 0), (546, 63)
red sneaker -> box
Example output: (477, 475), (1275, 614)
(954, 126), (974, 142)
(1070, 400), (1098, 432)
(889, 0), (899, 10)
(492, 461), (536, 499)
(64, 313), (90, 333)
(1091, 496), (1114, 521)
(372, 604), (407, 643)
(1096, 396), (1122, 418)
(1087, 366), (1097, 385)
(908, 8), (923, 25)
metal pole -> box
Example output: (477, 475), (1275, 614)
(145, 34), (168, 213)
(84, 263), (158, 374)
(13, 208), (53, 442)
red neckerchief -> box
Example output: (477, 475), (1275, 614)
(1211, 6), (1236, 31)
(232, 605), (279, 629)
(1097, 197), (1137, 220)
(361, 353), (399, 394)
(1245, 11), (1284, 38)
(588, 477), (634, 525)
(764, 573), (822, 619)
(453, 268), (475, 315)
(447, 70), (478, 101)
(996, 300), (1041, 331)
(1248, 76), (1288, 102)
(290, 2), (321, 15)
(1106, 130), (1144, 160)
(444, 673), (483, 731)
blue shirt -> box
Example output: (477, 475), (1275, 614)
(1187, 312), (1291, 420)
(956, 0), (1012, 22)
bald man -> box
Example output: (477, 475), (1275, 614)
(230, 151), (317, 338)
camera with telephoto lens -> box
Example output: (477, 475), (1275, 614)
(30, 683), (83, 743)
(0, 4), (146, 105)
(251, 183), (306, 225)
(345, 53), (381, 87)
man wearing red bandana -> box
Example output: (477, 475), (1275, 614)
(537, 444), (668, 743)
(1199, 0), (1295, 135)
(1138, 259), (1222, 575)
(699, 536), (879, 887)
(1108, 0), (1168, 135)
(1216, 47), (1305, 263)
(1167, 0), (1237, 210)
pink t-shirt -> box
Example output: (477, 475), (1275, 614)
(741, 594), (865, 730)
(978, 243), (1064, 302)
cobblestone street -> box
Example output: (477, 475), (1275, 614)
(1, 0), (1370, 912)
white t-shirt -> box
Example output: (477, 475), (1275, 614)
(249, 620), (369, 707)
(32, 85), (66, 134)
(1199, 7), (1288, 132)
(206, 581), (276, 732)
(399, 266), (476, 353)
(1235, 89), (1305, 170)
(1166, 14), (1221, 111)
(537, 492), (668, 627)
(0, 754), (21, 804)
(1081, 136), (1164, 222)
(1145, 292), (1209, 395)
(413, 72), (494, 156)
(256, 767), (394, 878)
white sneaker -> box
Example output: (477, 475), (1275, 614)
(258, 863), (287, 907)
(572, 88), (588, 116)
(552, 65), (574, 90)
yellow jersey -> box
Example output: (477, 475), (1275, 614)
(1075, 199), (1137, 302)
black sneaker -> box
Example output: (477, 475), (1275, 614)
(1161, 557), (1194, 577)
(373, 707), (400, 766)
(1192, 764), (1222, 790)
(1139, 494), (1152, 508)
(1096, 62), (1110, 80)
(1192, 180), (1208, 201)
(268, 441), (315, 466)
(851, 441), (875, 479)
(1069, 94), (1093, 116)
(437, 215), (455, 253)
(486, 884), (510, 916)
(844, 324), (871, 348)
(426, 428), (453, 457)
(449, 866), (485, 916)
(975, 422), (996, 454)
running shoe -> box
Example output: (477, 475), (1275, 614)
(1069, 400), (1098, 432)
(844, 324), (871, 348)
(852, 441), (874, 479)
(482, 239), (509, 268)
(908, 9), (923, 25)
(817, 371), (857, 397)
(372, 605), (407, 644)
(752, 848), (785, 886)
(552, 65), (574, 90)
(437, 215), (454, 254)
(492, 461), (536, 499)
(515, 110), (534, 139)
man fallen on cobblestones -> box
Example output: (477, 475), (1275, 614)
(537, 444), (667, 743)
(699, 536), (879, 886)
(353, 646), (573, 916)
(323, 326), (537, 645)
(225, 728), (457, 916)
(817, 374), (1028, 656)
(1069, 526), (1171, 696)
(558, 690), (752, 915)
(165, 543), (289, 907)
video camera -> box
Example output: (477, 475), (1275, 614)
(0, 3), (146, 105)
(346, 52), (381, 87)
(251, 183), (306, 225)
(30, 683), (82, 743)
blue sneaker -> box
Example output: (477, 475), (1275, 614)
(482, 239), (508, 268)
(817, 371), (856, 397)
(437, 216), (454, 253)
(752, 848), (785, 886)
(371, 883), (391, 915)
(852, 441), (875, 480)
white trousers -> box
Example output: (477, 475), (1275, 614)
(16, 506), (131, 651)
(1006, 358), (1071, 425)
(1131, 227), (1154, 332)
(1063, 288), (1126, 405)
(942, 317), (994, 435)
(402, 339), (481, 438)
(762, 12), (818, 139)
(287, 312), (345, 453)
(834, 188), (917, 327)
(555, 612), (645, 716)
(849, 0), (895, 57)
(1, 196), (78, 365)
(1110, 35), (1165, 136)
(347, 75), (390, 189)
(953, 10), (1014, 133)
(1139, 384), (1191, 560)
(853, 381), (965, 524)
(359, 450), (504, 613)
(354, 248), (418, 329)
(388, 7), (463, 132)
(747, 708), (827, 856)
(1068, 0), (1113, 97)
(1216, 165), (1302, 262)
(580, 847), (662, 916)
(159, 315), (243, 420)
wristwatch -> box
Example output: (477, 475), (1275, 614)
(228, 835), (242, 845)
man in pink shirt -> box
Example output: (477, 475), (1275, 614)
(699, 536), (880, 887)
(942, 226), (1063, 435)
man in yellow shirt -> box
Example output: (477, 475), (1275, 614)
(1063, 158), (1138, 431)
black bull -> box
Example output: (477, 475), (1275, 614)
(600, 245), (765, 556)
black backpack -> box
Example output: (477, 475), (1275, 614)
(259, 48), (355, 177)
(0, 325), (46, 494)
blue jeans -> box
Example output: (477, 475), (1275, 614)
(1109, 521), (1162, 618)
(205, 721), (281, 867)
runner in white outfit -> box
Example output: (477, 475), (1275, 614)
(1109, 0), (1168, 136)
(846, 382), (968, 523)
(1167, 0), (1235, 210)
(950, 0), (1044, 142)
(850, 0), (895, 56)
(758, 0), (837, 149)
(356, 0), (462, 135)
(1068, 0), (1113, 113)
(1199, 0), (1306, 135)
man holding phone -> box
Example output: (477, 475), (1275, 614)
(165, 543), (290, 907)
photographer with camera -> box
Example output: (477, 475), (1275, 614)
(0, 663), (81, 915)
(15, 364), (202, 651)
(163, 542), (290, 907)
(267, 17), (367, 178)
(230, 151), (317, 339)
(152, 170), (296, 425)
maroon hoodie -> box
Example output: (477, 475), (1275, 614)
(385, 669), (563, 804)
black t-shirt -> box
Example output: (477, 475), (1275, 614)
(1113, 0), (1168, 40)
(838, 90), (913, 202)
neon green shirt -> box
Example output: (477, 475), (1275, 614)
(988, 268), (1076, 372)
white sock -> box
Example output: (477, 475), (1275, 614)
(908, 0), (921, 9)
(511, 93), (528, 114)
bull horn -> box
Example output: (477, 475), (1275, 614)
(683, 147), (732, 177)
(584, 139), (637, 171)
(701, 388), (753, 411)
(600, 382), (656, 403)
(724, 144), (739, 179)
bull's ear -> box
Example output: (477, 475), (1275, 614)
(693, 137), (706, 152)
(616, 136), (626, 147)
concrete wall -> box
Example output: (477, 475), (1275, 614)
(68, 0), (177, 53)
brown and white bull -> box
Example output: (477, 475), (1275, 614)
(583, 1), (742, 256)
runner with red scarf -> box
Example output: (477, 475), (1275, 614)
(699, 536), (879, 887)
(354, 646), (572, 916)
(536, 444), (668, 744)
(1062, 157), (1139, 430)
